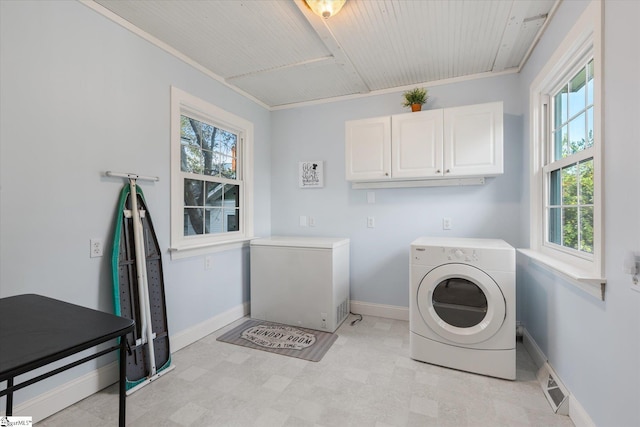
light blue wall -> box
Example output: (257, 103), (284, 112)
(517, 1), (640, 426)
(2, 0), (638, 425)
(0, 0), (271, 405)
(271, 75), (525, 308)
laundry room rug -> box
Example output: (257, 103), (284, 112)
(216, 319), (337, 362)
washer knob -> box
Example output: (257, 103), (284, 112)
(454, 249), (464, 259)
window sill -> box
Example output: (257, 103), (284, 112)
(169, 237), (253, 260)
(518, 249), (606, 301)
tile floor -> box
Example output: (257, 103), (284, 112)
(36, 315), (574, 426)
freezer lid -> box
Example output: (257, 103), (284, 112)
(250, 236), (350, 249)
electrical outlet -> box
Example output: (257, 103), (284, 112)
(205, 255), (214, 270)
(299, 215), (308, 227)
(90, 238), (103, 258)
(443, 217), (452, 230)
(367, 216), (375, 228)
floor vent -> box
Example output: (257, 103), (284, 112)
(537, 362), (569, 415)
(336, 299), (349, 325)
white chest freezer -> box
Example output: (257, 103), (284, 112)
(250, 236), (350, 332)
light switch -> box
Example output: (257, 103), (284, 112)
(367, 191), (375, 204)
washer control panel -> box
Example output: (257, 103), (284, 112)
(412, 245), (480, 265)
(448, 248), (479, 263)
(410, 237), (515, 271)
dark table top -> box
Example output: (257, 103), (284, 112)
(0, 294), (134, 380)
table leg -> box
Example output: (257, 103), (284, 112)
(119, 339), (126, 427)
(6, 377), (13, 416)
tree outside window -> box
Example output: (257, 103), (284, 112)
(180, 115), (240, 237)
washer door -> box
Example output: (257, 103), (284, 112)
(417, 263), (506, 345)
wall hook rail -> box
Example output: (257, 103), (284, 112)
(105, 171), (159, 182)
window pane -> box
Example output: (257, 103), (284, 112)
(216, 129), (237, 156)
(554, 125), (567, 161)
(562, 165), (577, 206)
(225, 184), (240, 208)
(567, 112), (586, 155)
(569, 66), (587, 118)
(204, 208), (223, 234)
(181, 115), (239, 180)
(184, 179), (204, 207)
(224, 208), (239, 232)
(587, 59), (594, 106)
(180, 115), (199, 147)
(205, 182), (224, 207)
(580, 206), (594, 254)
(554, 86), (568, 128)
(578, 159), (594, 205)
(563, 207), (579, 250)
(201, 123), (215, 151)
(549, 169), (561, 206)
(586, 106), (594, 149)
(549, 207), (562, 245)
(184, 208), (204, 235)
(181, 144), (204, 174)
(221, 155), (236, 179)
(202, 150), (221, 176)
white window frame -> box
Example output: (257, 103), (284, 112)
(169, 86), (254, 259)
(525, 1), (605, 299)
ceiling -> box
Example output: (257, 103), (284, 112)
(92, 0), (558, 109)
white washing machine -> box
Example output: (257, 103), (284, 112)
(410, 237), (516, 380)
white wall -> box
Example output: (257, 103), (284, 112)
(0, 0), (271, 407)
(517, 1), (640, 426)
(270, 75), (525, 310)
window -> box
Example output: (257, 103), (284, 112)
(527, 1), (603, 296)
(170, 87), (253, 258)
(546, 60), (595, 255)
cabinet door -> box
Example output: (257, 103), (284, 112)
(443, 102), (503, 176)
(345, 116), (391, 181)
(391, 109), (444, 178)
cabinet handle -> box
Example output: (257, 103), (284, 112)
(385, 172), (389, 176)
(445, 169), (450, 173)
(436, 170), (441, 174)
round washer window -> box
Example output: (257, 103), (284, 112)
(432, 278), (487, 328)
(416, 263), (506, 344)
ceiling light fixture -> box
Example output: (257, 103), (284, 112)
(304, 0), (346, 19)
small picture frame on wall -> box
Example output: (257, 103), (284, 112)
(299, 161), (324, 188)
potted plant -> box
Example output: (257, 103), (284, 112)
(402, 87), (429, 112)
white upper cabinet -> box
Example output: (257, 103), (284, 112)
(345, 116), (391, 181)
(391, 109), (444, 179)
(345, 101), (503, 182)
(443, 102), (503, 177)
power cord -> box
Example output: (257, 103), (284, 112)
(349, 311), (363, 326)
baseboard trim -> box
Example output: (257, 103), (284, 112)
(349, 300), (409, 321)
(8, 361), (119, 423)
(171, 301), (250, 351)
(569, 393), (597, 427)
(522, 328), (547, 369)
(522, 327), (597, 427)
(6, 301), (249, 423)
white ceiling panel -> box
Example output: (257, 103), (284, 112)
(231, 59), (365, 106)
(91, 0), (558, 108)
